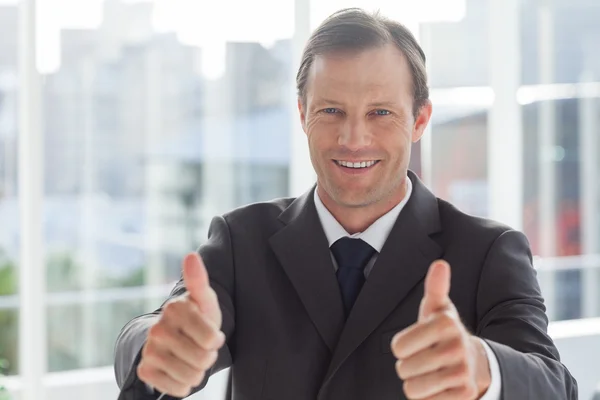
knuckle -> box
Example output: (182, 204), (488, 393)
(451, 362), (469, 382)
(207, 330), (221, 347)
(438, 313), (456, 330)
(163, 299), (179, 311)
(136, 363), (149, 381)
(448, 339), (466, 359)
(391, 338), (405, 359)
(181, 366), (201, 384)
(185, 296), (202, 314)
(193, 370), (206, 387)
(175, 387), (192, 398)
(458, 338), (470, 356)
(465, 383), (478, 399)
(162, 301), (180, 318)
(395, 360), (404, 379)
(403, 380), (415, 398)
(198, 350), (218, 370)
(145, 347), (165, 365)
(200, 326), (221, 349)
(148, 323), (166, 339)
(191, 345), (207, 361)
(439, 349), (454, 364)
(440, 341), (457, 359)
(141, 343), (155, 360)
(137, 363), (159, 386)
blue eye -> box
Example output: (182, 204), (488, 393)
(323, 108), (339, 114)
(374, 109), (391, 116)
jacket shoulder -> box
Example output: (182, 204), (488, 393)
(436, 198), (519, 244)
(221, 196), (296, 227)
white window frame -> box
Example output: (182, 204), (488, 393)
(17, 0), (46, 398)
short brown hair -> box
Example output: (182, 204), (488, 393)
(296, 8), (429, 119)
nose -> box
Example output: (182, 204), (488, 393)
(338, 117), (372, 151)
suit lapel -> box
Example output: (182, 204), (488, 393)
(269, 187), (346, 353)
(320, 172), (444, 390)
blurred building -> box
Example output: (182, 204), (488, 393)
(0, 0), (293, 280)
(43, 0), (200, 197)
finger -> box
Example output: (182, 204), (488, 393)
(148, 322), (220, 371)
(141, 344), (205, 388)
(161, 299), (225, 351)
(403, 362), (472, 399)
(419, 260), (451, 322)
(182, 253), (222, 326)
(396, 338), (464, 380)
(420, 386), (478, 400)
(137, 362), (195, 398)
(183, 253), (209, 304)
(391, 311), (461, 360)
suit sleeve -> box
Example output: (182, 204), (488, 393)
(475, 230), (577, 400)
(114, 216), (236, 400)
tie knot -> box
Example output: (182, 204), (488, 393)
(330, 237), (376, 271)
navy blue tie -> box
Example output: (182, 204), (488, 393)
(330, 238), (376, 317)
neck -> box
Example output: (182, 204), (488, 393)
(318, 177), (408, 234)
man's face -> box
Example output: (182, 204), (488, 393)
(299, 43), (431, 209)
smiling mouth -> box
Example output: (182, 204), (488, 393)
(334, 160), (380, 169)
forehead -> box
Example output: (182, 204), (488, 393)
(306, 43), (413, 103)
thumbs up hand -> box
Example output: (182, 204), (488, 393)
(390, 261), (491, 400)
(137, 253), (226, 398)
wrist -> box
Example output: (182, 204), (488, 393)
(471, 336), (491, 396)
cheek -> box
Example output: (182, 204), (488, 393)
(377, 121), (412, 151)
(305, 127), (328, 168)
(306, 119), (337, 151)
(305, 113), (324, 132)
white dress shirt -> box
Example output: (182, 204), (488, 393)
(313, 178), (502, 400)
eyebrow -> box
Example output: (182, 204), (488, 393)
(312, 97), (345, 107)
(366, 101), (398, 108)
(312, 98), (398, 108)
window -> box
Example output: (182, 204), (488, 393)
(40, 0), (295, 370)
(4, 0), (600, 399)
(5, 0), (296, 398)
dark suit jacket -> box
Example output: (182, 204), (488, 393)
(116, 171), (577, 400)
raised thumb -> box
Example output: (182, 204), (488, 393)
(419, 260), (452, 322)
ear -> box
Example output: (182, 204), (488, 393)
(298, 97), (308, 134)
(412, 100), (432, 143)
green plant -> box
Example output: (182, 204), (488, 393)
(0, 251), (17, 378)
(0, 358), (11, 400)
(0, 245), (155, 376)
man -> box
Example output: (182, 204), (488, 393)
(115, 8), (577, 400)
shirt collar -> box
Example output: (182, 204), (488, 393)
(313, 177), (413, 252)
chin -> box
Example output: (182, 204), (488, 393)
(331, 188), (380, 208)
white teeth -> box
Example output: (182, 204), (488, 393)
(336, 160), (378, 169)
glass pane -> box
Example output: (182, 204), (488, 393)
(310, 0), (471, 88)
(430, 102), (489, 217)
(0, 1), (19, 380)
(519, 0), (600, 327)
(422, 1), (492, 215)
(40, 0), (295, 373)
(521, 0), (600, 85)
(47, 294), (167, 371)
(422, 0), (488, 88)
(522, 96), (600, 321)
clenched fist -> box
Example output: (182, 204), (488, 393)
(391, 261), (491, 400)
(137, 253), (226, 398)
